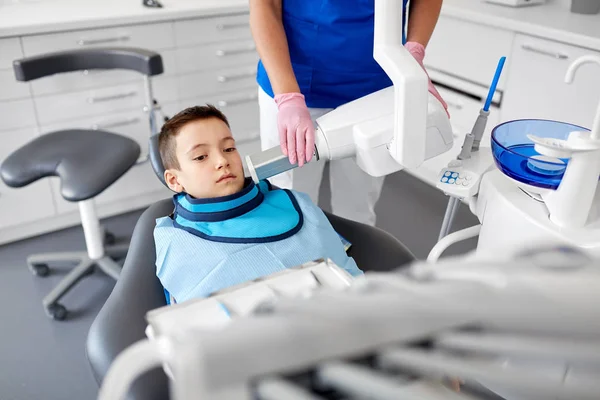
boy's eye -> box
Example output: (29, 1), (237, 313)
(194, 155), (206, 161)
(224, 147), (237, 153)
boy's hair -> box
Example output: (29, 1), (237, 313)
(158, 104), (230, 170)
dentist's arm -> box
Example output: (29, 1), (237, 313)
(404, 0), (449, 116)
(249, 0), (315, 166)
(406, 0), (443, 47)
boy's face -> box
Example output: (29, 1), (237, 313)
(164, 117), (245, 199)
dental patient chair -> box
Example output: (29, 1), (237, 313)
(86, 135), (416, 400)
(0, 48), (163, 320)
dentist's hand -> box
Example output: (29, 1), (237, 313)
(274, 92), (315, 167)
(405, 41), (450, 118)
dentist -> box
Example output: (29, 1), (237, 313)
(250, 0), (447, 226)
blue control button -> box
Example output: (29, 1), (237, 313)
(442, 177), (449, 183)
(444, 171), (451, 177)
(451, 172), (458, 178)
(449, 178), (456, 184)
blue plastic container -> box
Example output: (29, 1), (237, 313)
(491, 119), (590, 190)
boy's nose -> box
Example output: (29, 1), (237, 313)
(215, 156), (229, 169)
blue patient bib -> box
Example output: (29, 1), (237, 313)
(154, 179), (362, 303)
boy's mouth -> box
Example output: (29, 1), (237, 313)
(217, 173), (236, 183)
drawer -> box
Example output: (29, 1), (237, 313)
(21, 22), (176, 57)
(176, 40), (258, 74)
(0, 69), (31, 101)
(33, 76), (178, 125)
(0, 127), (56, 228)
(180, 91), (259, 145)
(174, 13), (251, 47)
(0, 98), (37, 132)
(29, 49), (178, 97)
(425, 16), (514, 90)
(0, 37), (23, 70)
(41, 101), (181, 153)
(179, 65), (257, 100)
(500, 34), (600, 128)
(182, 90), (260, 144)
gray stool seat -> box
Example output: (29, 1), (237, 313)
(1, 129), (141, 202)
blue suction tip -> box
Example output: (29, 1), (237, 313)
(484, 56), (506, 112)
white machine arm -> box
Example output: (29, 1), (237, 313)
(99, 248), (600, 400)
(246, 0), (453, 181)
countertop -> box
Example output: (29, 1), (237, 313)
(1, 0), (599, 52)
(443, 0), (600, 51)
(0, 0), (249, 37)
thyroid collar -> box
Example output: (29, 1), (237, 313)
(172, 179), (304, 243)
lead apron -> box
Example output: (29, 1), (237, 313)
(154, 179), (362, 303)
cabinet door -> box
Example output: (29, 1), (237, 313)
(0, 127), (56, 229)
(425, 15), (514, 91)
(21, 22), (175, 56)
(501, 34), (600, 129)
(0, 37), (23, 70)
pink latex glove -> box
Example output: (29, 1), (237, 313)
(405, 41), (450, 118)
(274, 92), (315, 167)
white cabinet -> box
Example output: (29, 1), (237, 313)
(0, 69), (31, 101)
(425, 15), (514, 91)
(0, 98), (37, 131)
(174, 13), (252, 47)
(0, 127), (56, 229)
(33, 76), (179, 125)
(0, 37), (23, 70)
(500, 34), (600, 129)
(20, 22), (176, 56)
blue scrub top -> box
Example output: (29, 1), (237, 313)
(256, 0), (409, 109)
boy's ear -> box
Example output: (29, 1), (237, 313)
(164, 169), (184, 193)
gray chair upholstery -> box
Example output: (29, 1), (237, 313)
(1, 129), (140, 202)
(87, 198), (416, 400)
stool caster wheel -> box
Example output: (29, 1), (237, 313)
(46, 303), (68, 321)
(31, 263), (50, 277)
(104, 231), (116, 245)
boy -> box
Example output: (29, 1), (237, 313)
(153, 105), (363, 304)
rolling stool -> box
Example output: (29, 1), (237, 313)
(0, 48), (164, 320)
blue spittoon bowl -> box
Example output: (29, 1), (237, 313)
(491, 119), (590, 190)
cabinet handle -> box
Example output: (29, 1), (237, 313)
(216, 22), (250, 30)
(217, 70), (256, 82)
(521, 44), (568, 60)
(87, 90), (137, 104)
(90, 117), (140, 130)
(77, 35), (131, 46)
(82, 69), (103, 76)
(215, 45), (256, 57)
(217, 93), (258, 108)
